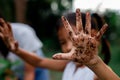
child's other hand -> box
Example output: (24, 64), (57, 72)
(0, 18), (18, 52)
(53, 9), (108, 65)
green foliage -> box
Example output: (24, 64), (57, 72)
(0, 0), (15, 21)
(1, 0), (120, 79)
(26, 0), (72, 39)
(104, 10), (120, 45)
(26, 0), (73, 54)
(103, 10), (120, 77)
(109, 45), (120, 77)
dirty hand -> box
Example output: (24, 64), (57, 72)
(0, 18), (18, 52)
(52, 9), (108, 65)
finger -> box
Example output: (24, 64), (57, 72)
(52, 53), (73, 60)
(15, 40), (19, 49)
(95, 23), (108, 40)
(0, 18), (9, 32)
(85, 12), (91, 35)
(76, 8), (83, 33)
(62, 16), (76, 38)
(0, 26), (4, 32)
(0, 18), (6, 27)
(7, 22), (12, 31)
(7, 22), (14, 35)
(0, 32), (4, 39)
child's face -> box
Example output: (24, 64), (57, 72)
(57, 25), (100, 53)
(57, 25), (76, 53)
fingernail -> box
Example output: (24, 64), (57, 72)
(86, 12), (90, 16)
(104, 23), (108, 27)
(62, 16), (66, 21)
(0, 18), (3, 22)
(76, 8), (80, 13)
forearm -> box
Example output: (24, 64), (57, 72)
(12, 47), (68, 71)
(13, 47), (42, 67)
(24, 63), (35, 80)
(24, 72), (34, 80)
(87, 56), (120, 80)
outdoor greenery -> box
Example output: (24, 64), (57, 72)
(0, 0), (120, 80)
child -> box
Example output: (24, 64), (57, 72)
(53, 9), (111, 80)
(0, 8), (119, 80)
(0, 14), (50, 80)
(53, 9), (119, 80)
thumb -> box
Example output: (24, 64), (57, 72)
(10, 40), (19, 52)
(52, 53), (73, 60)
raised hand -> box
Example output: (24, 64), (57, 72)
(0, 18), (18, 52)
(52, 9), (108, 65)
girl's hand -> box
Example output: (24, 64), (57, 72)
(52, 9), (108, 65)
(0, 18), (18, 52)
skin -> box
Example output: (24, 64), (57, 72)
(53, 9), (120, 80)
(24, 57), (35, 80)
(0, 22), (35, 80)
(0, 8), (120, 80)
(0, 20), (69, 71)
(53, 9), (104, 65)
(58, 25), (73, 53)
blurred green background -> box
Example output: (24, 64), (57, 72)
(0, 0), (120, 80)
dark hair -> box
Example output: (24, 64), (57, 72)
(0, 13), (9, 58)
(56, 12), (111, 64)
(56, 12), (97, 31)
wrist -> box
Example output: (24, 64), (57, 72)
(10, 40), (19, 53)
(11, 47), (20, 54)
(86, 55), (102, 67)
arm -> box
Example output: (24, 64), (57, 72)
(87, 56), (120, 80)
(24, 51), (36, 80)
(0, 19), (68, 72)
(24, 63), (35, 80)
(15, 47), (68, 71)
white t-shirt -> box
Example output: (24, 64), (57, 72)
(62, 61), (95, 80)
(11, 23), (43, 51)
(0, 23), (44, 79)
(8, 22), (43, 59)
